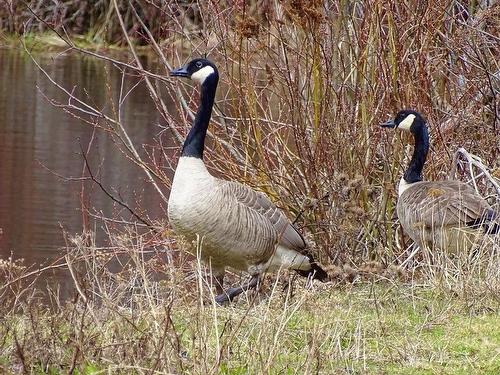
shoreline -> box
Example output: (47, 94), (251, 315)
(0, 31), (157, 56)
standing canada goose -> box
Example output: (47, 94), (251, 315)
(381, 109), (498, 252)
(168, 58), (327, 303)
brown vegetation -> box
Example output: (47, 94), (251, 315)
(0, 1), (499, 371)
(2, 0), (498, 271)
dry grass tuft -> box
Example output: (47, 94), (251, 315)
(0, 229), (500, 374)
(0, 230), (498, 373)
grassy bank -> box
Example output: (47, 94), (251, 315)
(0, 31), (109, 51)
(0, 31), (153, 57)
(1, 280), (498, 374)
(1, 233), (499, 374)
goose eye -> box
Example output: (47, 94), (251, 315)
(196, 61), (203, 68)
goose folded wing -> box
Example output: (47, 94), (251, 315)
(403, 182), (491, 228)
(219, 181), (306, 251)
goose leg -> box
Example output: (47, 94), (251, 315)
(214, 275), (260, 305)
(211, 271), (225, 295)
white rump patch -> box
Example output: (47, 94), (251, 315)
(191, 66), (215, 84)
(398, 114), (415, 131)
(264, 245), (310, 272)
(398, 177), (414, 196)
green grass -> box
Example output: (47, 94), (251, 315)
(1, 279), (498, 374)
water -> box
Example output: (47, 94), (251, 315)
(0, 48), (174, 289)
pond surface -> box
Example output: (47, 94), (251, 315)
(0, 48), (174, 291)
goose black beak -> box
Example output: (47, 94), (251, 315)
(380, 119), (396, 128)
(170, 66), (190, 78)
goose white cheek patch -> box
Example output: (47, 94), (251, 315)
(191, 66), (215, 84)
(398, 114), (415, 131)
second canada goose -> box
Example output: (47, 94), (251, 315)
(381, 109), (498, 252)
(168, 58), (327, 303)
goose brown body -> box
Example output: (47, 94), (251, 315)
(382, 109), (498, 253)
(397, 180), (495, 252)
(168, 157), (311, 277)
(167, 58), (326, 302)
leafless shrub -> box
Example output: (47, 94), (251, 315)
(7, 0), (497, 265)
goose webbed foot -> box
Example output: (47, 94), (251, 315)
(214, 275), (260, 305)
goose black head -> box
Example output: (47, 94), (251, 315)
(380, 109), (426, 133)
(170, 58), (219, 85)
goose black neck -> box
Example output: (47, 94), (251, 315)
(404, 122), (429, 184)
(181, 74), (218, 159)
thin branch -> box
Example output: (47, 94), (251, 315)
(450, 147), (500, 197)
(79, 142), (156, 230)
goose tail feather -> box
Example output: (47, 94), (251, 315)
(296, 254), (328, 282)
(467, 209), (499, 234)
